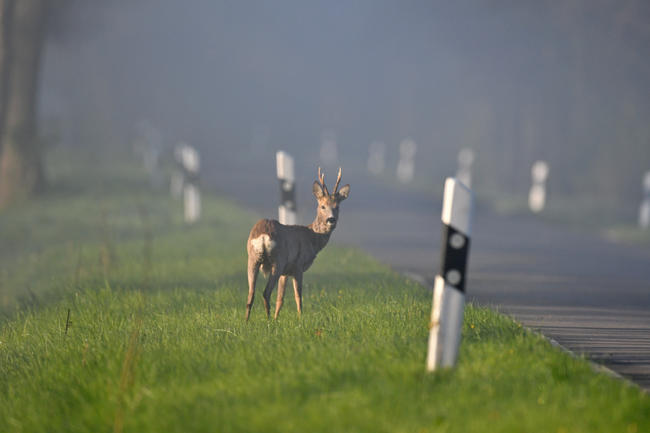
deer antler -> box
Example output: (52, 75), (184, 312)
(317, 167), (329, 195)
(333, 167), (342, 194)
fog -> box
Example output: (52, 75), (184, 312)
(39, 0), (650, 222)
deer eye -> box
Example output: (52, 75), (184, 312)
(321, 205), (325, 210)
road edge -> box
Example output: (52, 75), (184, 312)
(401, 270), (647, 394)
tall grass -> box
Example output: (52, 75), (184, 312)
(0, 149), (648, 432)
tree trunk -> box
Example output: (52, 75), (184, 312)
(0, 0), (47, 208)
(0, 0), (15, 147)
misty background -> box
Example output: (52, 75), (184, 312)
(39, 0), (650, 224)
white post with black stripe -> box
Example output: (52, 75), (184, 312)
(181, 145), (201, 224)
(638, 171), (650, 230)
(426, 177), (474, 371)
(276, 151), (296, 225)
(456, 148), (474, 189)
(529, 160), (549, 213)
(396, 138), (417, 184)
(367, 140), (386, 176)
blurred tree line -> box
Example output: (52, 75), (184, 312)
(1, 0), (649, 217)
(0, 0), (47, 208)
(0, 0), (108, 209)
(452, 0), (650, 210)
(368, 0), (649, 213)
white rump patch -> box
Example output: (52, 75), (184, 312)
(250, 234), (276, 254)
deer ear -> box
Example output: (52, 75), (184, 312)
(313, 181), (325, 198)
(336, 184), (350, 201)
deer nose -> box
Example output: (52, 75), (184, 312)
(326, 217), (337, 225)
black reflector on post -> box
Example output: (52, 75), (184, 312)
(426, 177), (474, 371)
(276, 151), (296, 225)
(439, 224), (470, 293)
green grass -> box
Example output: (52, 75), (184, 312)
(476, 188), (650, 248)
(604, 225), (650, 246)
(1, 149), (648, 433)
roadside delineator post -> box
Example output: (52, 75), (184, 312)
(396, 138), (417, 184)
(529, 160), (549, 213)
(638, 171), (650, 230)
(367, 140), (386, 176)
(181, 145), (201, 224)
(276, 151), (296, 225)
(456, 148), (474, 189)
(426, 177), (474, 371)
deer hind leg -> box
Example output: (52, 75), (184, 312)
(245, 257), (261, 321)
(292, 272), (303, 318)
(262, 268), (281, 319)
(274, 275), (288, 319)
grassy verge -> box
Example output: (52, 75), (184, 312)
(476, 189), (650, 247)
(604, 225), (650, 246)
(1, 150), (648, 433)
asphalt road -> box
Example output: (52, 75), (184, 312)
(337, 191), (650, 390)
(208, 165), (650, 390)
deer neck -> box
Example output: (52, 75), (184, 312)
(307, 219), (333, 251)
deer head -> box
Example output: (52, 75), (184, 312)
(311, 167), (350, 233)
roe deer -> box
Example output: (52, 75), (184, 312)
(245, 167), (350, 320)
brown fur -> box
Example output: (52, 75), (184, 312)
(248, 219), (277, 240)
(245, 168), (350, 320)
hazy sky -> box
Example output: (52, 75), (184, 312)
(40, 1), (650, 203)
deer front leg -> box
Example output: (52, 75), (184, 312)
(262, 269), (280, 319)
(292, 273), (303, 318)
(245, 258), (260, 321)
(274, 275), (288, 319)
